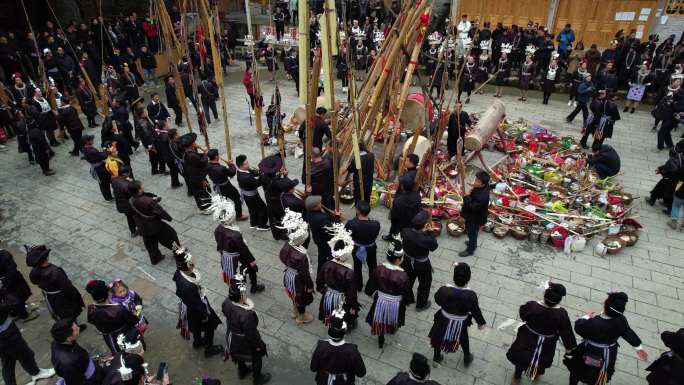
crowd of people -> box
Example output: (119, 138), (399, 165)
(1, 3), (684, 385)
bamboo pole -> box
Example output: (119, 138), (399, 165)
(320, 10), (333, 110)
(306, 51), (323, 189)
(199, 0), (232, 158)
(323, 3), (340, 210)
(245, 0), (265, 158)
(155, 0), (193, 131)
(298, 0), (309, 105)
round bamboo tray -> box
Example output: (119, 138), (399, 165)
(510, 225), (529, 240)
(492, 226), (509, 239)
(446, 218), (465, 237)
(602, 236), (626, 255)
(617, 231), (639, 247)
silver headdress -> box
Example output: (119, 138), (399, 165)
(500, 43), (513, 54)
(479, 39), (491, 51)
(525, 44), (537, 56)
(551, 51), (560, 60)
(282, 208), (309, 246)
(326, 222), (354, 266)
(462, 37), (473, 51)
(428, 31), (443, 46)
(207, 193), (236, 226)
(173, 243), (193, 270)
(116, 331), (144, 355)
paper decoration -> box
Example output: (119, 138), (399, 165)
(614, 11), (636, 21)
(661, 15), (669, 24)
(640, 8), (651, 15)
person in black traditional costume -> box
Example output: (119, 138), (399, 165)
(518, 46), (537, 102)
(645, 328), (684, 385)
(316, 223), (359, 329)
(129, 180), (180, 265)
(50, 319), (104, 385)
(563, 291), (648, 385)
(306, 195), (336, 273)
(279, 209), (315, 324)
(345, 201), (380, 295)
(459, 55), (476, 104)
(365, 237), (409, 349)
(580, 89), (621, 151)
(181, 133), (212, 214)
(209, 193), (265, 293)
(346, 142), (374, 204)
(111, 165), (138, 237)
(101, 329), (163, 385)
(506, 282), (576, 385)
(222, 271), (271, 385)
(172, 245), (224, 357)
(310, 309), (366, 385)
(401, 211), (438, 311)
(386, 353), (441, 385)
(492, 46), (511, 98)
(26, 245), (86, 329)
(0, 303), (55, 385)
(383, 175), (421, 242)
(0, 249), (36, 321)
(236, 154), (270, 230)
(85, 280), (140, 355)
(429, 262), (486, 367)
(447, 102), (471, 159)
(82, 135), (113, 201)
(259, 152), (290, 240)
(542, 56), (560, 105)
(207, 149), (247, 221)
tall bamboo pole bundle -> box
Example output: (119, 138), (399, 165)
(305, 52), (323, 190)
(198, 0), (233, 158)
(298, 0), (309, 105)
(154, 0), (194, 131)
(322, 3), (341, 210)
(244, 0), (265, 159)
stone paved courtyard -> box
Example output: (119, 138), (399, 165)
(1, 67), (683, 385)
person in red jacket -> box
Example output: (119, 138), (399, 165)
(243, 64), (256, 109)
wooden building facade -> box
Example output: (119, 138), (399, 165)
(457, 0), (661, 47)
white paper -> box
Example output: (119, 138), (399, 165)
(624, 12), (635, 21)
(636, 25), (644, 39)
(638, 14), (649, 21)
(661, 15), (669, 24)
(640, 8), (651, 15)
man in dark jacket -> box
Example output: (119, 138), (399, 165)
(459, 171), (490, 257)
(305, 195), (335, 274)
(56, 96), (83, 156)
(401, 211), (438, 310)
(347, 142), (374, 204)
(199, 76), (219, 123)
(566, 73), (594, 127)
(447, 102), (471, 159)
(165, 76), (183, 126)
(309, 147), (334, 209)
(128, 180), (180, 264)
(111, 166), (137, 237)
(139, 46), (157, 86)
(588, 144), (621, 179)
(383, 177), (421, 241)
(147, 92), (170, 123)
(28, 121), (55, 175)
(207, 148), (246, 220)
(182, 133), (211, 213)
